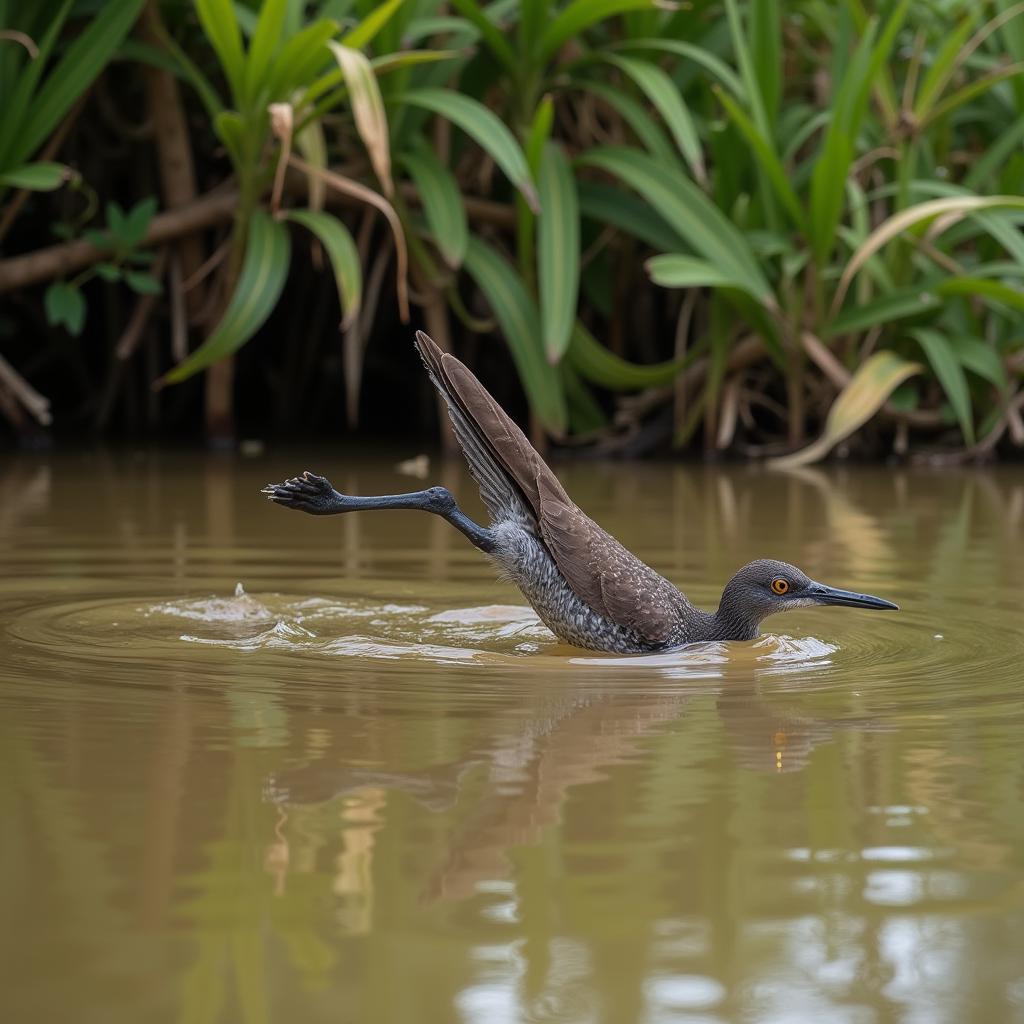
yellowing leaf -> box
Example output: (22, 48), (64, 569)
(770, 351), (922, 468)
(834, 195), (1024, 312)
(328, 41), (393, 196)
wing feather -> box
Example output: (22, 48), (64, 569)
(415, 331), (683, 643)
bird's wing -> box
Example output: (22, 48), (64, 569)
(415, 331), (535, 523)
(536, 479), (683, 644)
(415, 332), (682, 644)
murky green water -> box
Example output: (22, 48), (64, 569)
(2, 451), (1023, 1023)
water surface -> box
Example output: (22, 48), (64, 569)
(2, 451), (1023, 1023)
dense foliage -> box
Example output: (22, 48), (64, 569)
(1, 0), (1023, 461)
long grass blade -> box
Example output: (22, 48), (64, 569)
(462, 235), (567, 434)
(243, 0), (286, 107)
(567, 322), (685, 389)
(448, 0), (517, 72)
(646, 253), (748, 289)
(160, 211), (291, 385)
(613, 38), (745, 100)
(605, 54), (704, 183)
(808, 0), (907, 264)
(539, 0), (665, 62)
(286, 209), (362, 329)
(580, 146), (775, 307)
(0, 161), (70, 191)
(340, 0), (404, 50)
(401, 142), (468, 268)
(834, 195), (1024, 311)
(403, 88), (539, 211)
(911, 328), (974, 443)
(10, 0), (146, 166)
(196, 0), (245, 103)
(714, 86), (804, 230)
(537, 141), (579, 362)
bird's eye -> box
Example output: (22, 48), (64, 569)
(771, 578), (790, 595)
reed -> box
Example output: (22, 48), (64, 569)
(1, 0), (1022, 460)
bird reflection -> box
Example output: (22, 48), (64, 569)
(264, 669), (871, 905)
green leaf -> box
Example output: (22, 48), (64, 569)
(579, 147), (774, 306)
(770, 351), (923, 468)
(605, 55), (704, 183)
(286, 209), (362, 329)
(924, 63), (1024, 127)
(567, 322), (684, 390)
(613, 38), (745, 100)
(448, 0), (517, 72)
(213, 111), (247, 168)
(714, 86), (804, 230)
(401, 143), (468, 268)
(370, 49), (463, 75)
(125, 271), (162, 296)
(911, 328), (974, 443)
(0, 162), (68, 191)
(122, 197), (158, 249)
(912, 16), (975, 120)
(538, 0), (662, 61)
(749, 0), (781, 123)
(84, 229), (112, 250)
(826, 287), (942, 336)
(562, 362), (607, 433)
(106, 201), (127, 241)
(196, 0), (246, 103)
(722, 0), (771, 138)
(952, 337), (1007, 389)
(95, 263), (121, 282)
(521, 0), (550, 55)
(462, 235), (566, 434)
(44, 282), (86, 336)
(0, 0), (73, 167)
(646, 253), (745, 290)
(243, 0), (286, 107)
(937, 277), (1024, 313)
(525, 95), (554, 177)
(577, 80), (677, 167)
(808, 0), (908, 264)
(266, 20), (338, 100)
(577, 181), (683, 252)
(836, 195), (1024, 310)
(295, 117), (327, 211)
(537, 142), (579, 363)
(6, 0), (146, 167)
(161, 212), (291, 384)
(340, 0), (404, 50)
(328, 42), (393, 195)
(402, 88), (538, 211)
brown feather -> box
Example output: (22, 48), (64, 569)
(415, 331), (684, 643)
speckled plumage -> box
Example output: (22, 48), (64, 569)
(413, 330), (696, 652)
(263, 332), (898, 652)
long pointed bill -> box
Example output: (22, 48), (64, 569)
(806, 581), (899, 611)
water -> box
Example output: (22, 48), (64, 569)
(2, 451), (1023, 1023)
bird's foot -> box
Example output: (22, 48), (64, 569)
(261, 470), (341, 515)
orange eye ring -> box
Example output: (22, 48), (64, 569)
(771, 578), (790, 595)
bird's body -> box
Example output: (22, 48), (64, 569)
(264, 332), (897, 652)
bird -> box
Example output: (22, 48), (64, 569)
(262, 331), (898, 653)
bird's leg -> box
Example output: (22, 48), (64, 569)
(262, 471), (496, 552)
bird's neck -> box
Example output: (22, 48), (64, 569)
(706, 603), (761, 642)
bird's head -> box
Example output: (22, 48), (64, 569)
(717, 558), (898, 636)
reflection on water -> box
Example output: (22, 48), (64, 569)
(1, 451), (1024, 1023)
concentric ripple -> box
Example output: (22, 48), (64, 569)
(2, 581), (846, 679)
(4, 573), (1022, 723)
